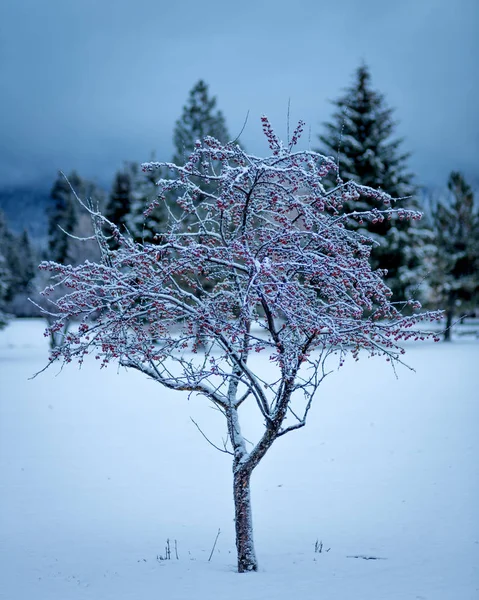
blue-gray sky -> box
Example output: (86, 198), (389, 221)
(0, 0), (477, 189)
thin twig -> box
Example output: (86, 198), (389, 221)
(231, 110), (250, 144)
(287, 98), (291, 146)
(336, 112), (347, 181)
(208, 528), (221, 562)
(190, 418), (233, 455)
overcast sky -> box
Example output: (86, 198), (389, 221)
(0, 0), (477, 190)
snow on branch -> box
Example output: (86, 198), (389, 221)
(37, 116), (442, 454)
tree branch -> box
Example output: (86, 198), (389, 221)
(190, 418), (233, 455)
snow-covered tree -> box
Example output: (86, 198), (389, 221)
(172, 80), (234, 310)
(173, 80), (230, 165)
(0, 255), (9, 328)
(126, 82), (231, 245)
(0, 212), (11, 328)
(48, 172), (79, 265)
(430, 172), (479, 340)
(317, 64), (428, 301)
(0, 211), (16, 304)
(105, 169), (133, 239)
(3, 229), (39, 317)
(0, 211), (36, 317)
(37, 118), (441, 573)
(45, 173), (104, 346)
(126, 161), (168, 243)
(15, 230), (36, 292)
(48, 171), (104, 266)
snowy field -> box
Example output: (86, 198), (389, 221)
(0, 319), (478, 600)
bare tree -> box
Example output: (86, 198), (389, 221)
(37, 117), (441, 572)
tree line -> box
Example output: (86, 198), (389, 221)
(0, 69), (478, 336)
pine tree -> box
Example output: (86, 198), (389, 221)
(0, 251), (9, 328)
(172, 80), (230, 164)
(124, 162), (167, 243)
(45, 172), (104, 343)
(0, 260), (8, 329)
(0, 210), (12, 326)
(171, 80), (232, 226)
(430, 172), (479, 340)
(105, 169), (132, 233)
(48, 171), (104, 265)
(128, 82), (231, 244)
(317, 64), (428, 301)
(170, 81), (233, 330)
(48, 172), (79, 264)
(16, 230), (36, 293)
(0, 226), (38, 317)
(0, 213), (37, 318)
(0, 210), (22, 302)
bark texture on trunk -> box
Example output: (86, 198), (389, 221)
(233, 468), (257, 572)
(227, 380), (293, 572)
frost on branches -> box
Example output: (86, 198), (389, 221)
(37, 117), (441, 573)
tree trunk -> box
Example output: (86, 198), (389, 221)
(233, 468), (258, 572)
(444, 292), (455, 342)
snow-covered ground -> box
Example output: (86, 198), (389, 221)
(0, 319), (478, 599)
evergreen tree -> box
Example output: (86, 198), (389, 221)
(173, 80), (230, 164)
(0, 251), (9, 328)
(128, 82), (231, 244)
(0, 211), (12, 326)
(105, 169), (132, 233)
(124, 162), (166, 243)
(47, 171), (104, 265)
(48, 172), (79, 264)
(430, 172), (479, 340)
(170, 81), (233, 342)
(0, 227), (38, 317)
(0, 210), (21, 302)
(0, 212), (37, 318)
(172, 80), (232, 227)
(317, 64), (428, 301)
(45, 172), (103, 343)
(16, 230), (36, 293)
